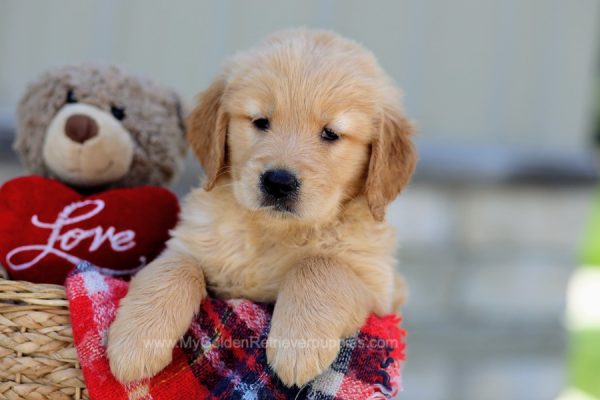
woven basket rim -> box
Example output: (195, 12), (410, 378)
(0, 276), (88, 399)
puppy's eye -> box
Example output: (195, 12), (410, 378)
(252, 118), (270, 131)
(111, 105), (126, 121)
(321, 127), (339, 142)
(66, 90), (78, 104)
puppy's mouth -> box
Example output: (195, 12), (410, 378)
(260, 197), (297, 216)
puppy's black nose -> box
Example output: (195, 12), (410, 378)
(261, 169), (299, 199)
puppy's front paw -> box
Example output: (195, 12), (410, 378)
(107, 311), (175, 383)
(266, 331), (341, 387)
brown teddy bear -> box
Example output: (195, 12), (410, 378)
(14, 64), (187, 189)
(0, 65), (187, 284)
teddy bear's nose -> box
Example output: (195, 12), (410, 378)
(64, 114), (99, 144)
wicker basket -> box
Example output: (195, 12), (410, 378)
(0, 277), (87, 400)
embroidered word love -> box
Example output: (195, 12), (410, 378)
(6, 199), (136, 272)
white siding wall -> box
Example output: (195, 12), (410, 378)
(0, 0), (598, 154)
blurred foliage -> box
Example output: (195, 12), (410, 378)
(571, 192), (600, 399)
(581, 191), (600, 265)
(570, 329), (600, 399)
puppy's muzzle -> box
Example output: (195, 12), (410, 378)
(260, 169), (300, 211)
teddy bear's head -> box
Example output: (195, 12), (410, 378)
(15, 65), (187, 189)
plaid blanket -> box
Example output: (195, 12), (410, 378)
(66, 262), (405, 400)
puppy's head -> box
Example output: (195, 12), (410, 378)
(188, 29), (416, 222)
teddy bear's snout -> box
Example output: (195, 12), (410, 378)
(65, 114), (99, 144)
(41, 102), (136, 186)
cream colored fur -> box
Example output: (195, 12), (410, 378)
(43, 103), (134, 186)
(108, 28), (416, 387)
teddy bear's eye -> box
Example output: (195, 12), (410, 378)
(111, 105), (126, 121)
(66, 90), (78, 104)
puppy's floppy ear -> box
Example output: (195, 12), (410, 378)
(365, 105), (417, 221)
(186, 77), (228, 190)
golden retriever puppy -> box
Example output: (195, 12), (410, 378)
(107, 28), (416, 387)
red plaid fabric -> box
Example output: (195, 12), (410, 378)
(66, 262), (405, 400)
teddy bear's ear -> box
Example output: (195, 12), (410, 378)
(186, 77), (228, 191)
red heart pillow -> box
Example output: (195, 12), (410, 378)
(0, 176), (179, 284)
